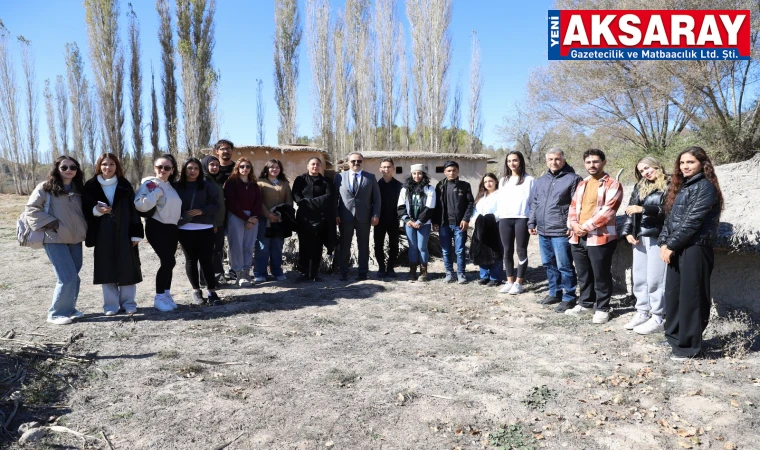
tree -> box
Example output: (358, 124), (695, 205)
(82, 80), (99, 169)
(0, 26), (24, 193)
(306, 0), (333, 151)
(156, 0), (178, 156)
(332, 10), (351, 158)
(128, 4), (144, 181)
(256, 78), (265, 145)
(43, 79), (59, 160)
(19, 36), (39, 192)
(65, 42), (86, 167)
(375, 0), (400, 152)
(468, 31), (483, 154)
(84, 0), (126, 160)
(346, 0), (376, 153)
(449, 75), (462, 153)
(399, 37), (410, 151)
(176, 0), (217, 155)
(150, 65), (160, 160)
(274, 0), (302, 144)
(55, 75), (69, 156)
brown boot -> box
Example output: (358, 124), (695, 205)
(409, 265), (418, 281)
(418, 265), (429, 282)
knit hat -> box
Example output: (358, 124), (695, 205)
(410, 163), (427, 173)
(443, 160), (459, 169)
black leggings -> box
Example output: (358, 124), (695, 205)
(145, 218), (179, 294)
(178, 227), (216, 290)
(298, 227), (328, 277)
(499, 218), (530, 278)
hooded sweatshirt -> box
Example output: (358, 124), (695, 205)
(201, 155), (227, 228)
(134, 176), (182, 225)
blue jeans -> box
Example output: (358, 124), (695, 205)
(44, 243), (83, 319)
(254, 219), (285, 278)
(405, 224), (431, 265)
(538, 235), (577, 302)
(439, 224), (467, 275)
(479, 238), (504, 281)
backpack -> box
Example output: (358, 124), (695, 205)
(16, 192), (51, 250)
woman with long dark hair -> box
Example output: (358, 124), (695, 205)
(497, 150), (535, 294)
(224, 157), (262, 287)
(471, 173), (503, 286)
(135, 153), (182, 312)
(397, 164), (436, 281)
(659, 147), (723, 360)
(254, 159), (293, 282)
(174, 157), (221, 304)
(620, 156), (669, 334)
(292, 157), (335, 281)
(25, 156), (88, 325)
(83, 153), (144, 315)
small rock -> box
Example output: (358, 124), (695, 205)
(18, 422), (41, 434)
(19, 427), (47, 445)
(723, 442), (737, 450)
(325, 440), (334, 448)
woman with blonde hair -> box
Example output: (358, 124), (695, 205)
(621, 156), (669, 334)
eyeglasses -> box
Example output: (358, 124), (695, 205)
(239, 165), (252, 169)
(218, 147), (231, 152)
(155, 165), (173, 172)
(59, 165), (78, 172)
(349, 160), (363, 164)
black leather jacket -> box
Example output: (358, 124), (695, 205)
(620, 183), (666, 239)
(657, 173), (721, 250)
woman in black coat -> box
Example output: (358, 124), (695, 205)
(291, 157), (335, 282)
(658, 147), (723, 360)
(82, 153), (144, 315)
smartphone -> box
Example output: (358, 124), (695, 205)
(97, 201), (108, 208)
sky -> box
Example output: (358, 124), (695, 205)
(1, 0), (555, 153)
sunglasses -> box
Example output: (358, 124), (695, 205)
(59, 165), (78, 172)
(155, 165), (173, 172)
(239, 165), (252, 169)
(349, 160), (363, 164)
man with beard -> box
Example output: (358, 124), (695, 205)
(212, 139), (236, 185)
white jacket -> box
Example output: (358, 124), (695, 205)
(497, 175), (535, 219)
(134, 177), (182, 225)
(470, 190), (500, 224)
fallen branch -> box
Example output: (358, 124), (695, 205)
(195, 360), (245, 366)
(424, 394), (455, 400)
(101, 429), (116, 450)
(48, 425), (98, 440)
(210, 430), (245, 450)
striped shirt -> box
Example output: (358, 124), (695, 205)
(567, 173), (623, 246)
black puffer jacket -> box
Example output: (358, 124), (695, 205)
(173, 179), (220, 226)
(658, 173), (721, 251)
(620, 183), (666, 239)
(528, 163), (582, 237)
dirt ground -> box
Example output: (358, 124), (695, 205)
(1, 193), (759, 450)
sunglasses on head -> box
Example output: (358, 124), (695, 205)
(349, 159), (363, 164)
(59, 164), (78, 172)
(155, 165), (173, 172)
(239, 165), (252, 169)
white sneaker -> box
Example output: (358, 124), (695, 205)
(592, 310), (611, 324)
(164, 292), (178, 310)
(565, 305), (594, 316)
(624, 313), (650, 330)
(633, 316), (665, 335)
(237, 276), (252, 287)
(104, 310), (118, 316)
(69, 310), (85, 320)
(508, 282), (524, 295)
(47, 316), (72, 325)
(499, 282), (513, 294)
(154, 294), (173, 312)
(125, 307), (137, 315)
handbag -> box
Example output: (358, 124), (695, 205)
(17, 192), (51, 249)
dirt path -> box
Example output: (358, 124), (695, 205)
(1, 194), (758, 449)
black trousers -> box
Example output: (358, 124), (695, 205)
(200, 226), (225, 286)
(499, 218), (530, 278)
(570, 238), (617, 311)
(298, 227), (328, 278)
(373, 222), (400, 270)
(145, 218), (178, 294)
(664, 245), (714, 357)
(178, 227), (216, 290)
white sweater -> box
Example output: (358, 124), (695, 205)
(470, 190), (500, 223)
(497, 175), (535, 219)
(134, 176), (183, 225)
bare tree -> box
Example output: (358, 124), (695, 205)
(82, 80), (99, 169)
(84, 0), (126, 160)
(0, 27), (24, 193)
(332, 10), (351, 158)
(55, 75), (69, 156)
(150, 64), (160, 160)
(375, 0), (400, 151)
(274, 0), (302, 144)
(399, 34), (410, 151)
(43, 79), (59, 160)
(128, 5), (144, 181)
(176, 0), (217, 155)
(449, 75), (461, 153)
(467, 31), (483, 154)
(65, 43), (86, 166)
(306, 0), (333, 151)
(256, 78), (265, 145)
(156, 0), (178, 156)
(19, 36), (39, 191)
(346, 0), (376, 153)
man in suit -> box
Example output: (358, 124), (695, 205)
(335, 152), (381, 281)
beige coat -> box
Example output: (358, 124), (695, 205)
(25, 182), (87, 244)
(257, 177), (293, 219)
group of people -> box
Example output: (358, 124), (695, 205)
(26, 140), (722, 360)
